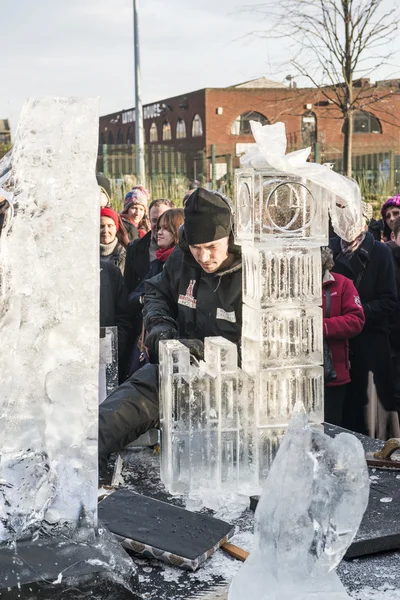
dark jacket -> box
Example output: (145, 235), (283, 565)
(387, 241), (400, 352)
(330, 231), (398, 419)
(331, 232), (397, 333)
(121, 216), (139, 243)
(129, 258), (164, 314)
(143, 246), (242, 346)
(124, 231), (152, 295)
(100, 260), (132, 382)
(323, 271), (365, 387)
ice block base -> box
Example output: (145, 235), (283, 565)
(0, 536), (140, 599)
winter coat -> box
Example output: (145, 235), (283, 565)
(124, 231), (152, 295)
(100, 260), (132, 382)
(143, 246), (242, 347)
(387, 241), (400, 353)
(322, 271), (365, 387)
(330, 231), (398, 420)
(129, 258), (164, 315)
(121, 216), (139, 243)
(100, 241), (126, 275)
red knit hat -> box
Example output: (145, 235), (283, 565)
(100, 207), (119, 230)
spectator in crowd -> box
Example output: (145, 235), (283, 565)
(124, 198), (175, 297)
(380, 194), (400, 241)
(125, 208), (185, 377)
(387, 215), (400, 410)
(120, 186), (150, 241)
(331, 228), (399, 439)
(129, 208), (185, 314)
(100, 261), (132, 383)
(321, 246), (365, 426)
(100, 207), (129, 274)
(98, 188), (241, 472)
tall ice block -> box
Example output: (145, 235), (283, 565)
(0, 98), (100, 543)
(160, 158), (330, 495)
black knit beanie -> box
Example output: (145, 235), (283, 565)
(184, 188), (232, 245)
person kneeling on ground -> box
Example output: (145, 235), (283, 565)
(98, 188), (242, 474)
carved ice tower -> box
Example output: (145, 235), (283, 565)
(159, 126), (339, 494)
(235, 169), (327, 481)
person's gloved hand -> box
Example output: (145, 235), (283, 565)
(145, 323), (178, 362)
(177, 339), (204, 362)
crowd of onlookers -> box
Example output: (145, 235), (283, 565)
(1, 173), (400, 442)
(98, 175), (400, 442)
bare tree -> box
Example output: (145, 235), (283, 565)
(246, 0), (399, 175)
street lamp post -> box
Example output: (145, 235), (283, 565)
(133, 0), (145, 185)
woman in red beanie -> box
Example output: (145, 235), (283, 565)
(100, 207), (129, 274)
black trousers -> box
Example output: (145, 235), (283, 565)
(324, 385), (347, 427)
(98, 363), (159, 472)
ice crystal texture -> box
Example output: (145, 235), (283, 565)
(228, 407), (370, 600)
(0, 97), (100, 543)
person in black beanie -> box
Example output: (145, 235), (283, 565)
(98, 188), (242, 475)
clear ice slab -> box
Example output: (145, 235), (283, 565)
(228, 406), (370, 600)
(0, 98), (100, 543)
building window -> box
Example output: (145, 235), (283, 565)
(302, 111), (317, 146)
(149, 123), (158, 142)
(117, 129), (124, 144)
(230, 111), (269, 135)
(176, 118), (186, 139)
(192, 114), (203, 137)
(162, 121), (172, 141)
(341, 111), (382, 134)
(108, 131), (114, 144)
(99, 132), (105, 146)
(127, 126), (133, 144)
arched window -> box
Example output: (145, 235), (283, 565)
(301, 111), (317, 146)
(127, 126), (133, 144)
(230, 111), (269, 135)
(117, 129), (124, 144)
(149, 123), (158, 142)
(191, 114), (203, 137)
(341, 111), (382, 134)
(99, 132), (105, 146)
(176, 118), (186, 139)
(162, 121), (172, 141)
(107, 131), (114, 144)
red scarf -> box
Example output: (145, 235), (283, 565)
(155, 246), (175, 263)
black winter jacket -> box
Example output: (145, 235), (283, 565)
(124, 231), (151, 294)
(143, 247), (242, 346)
(129, 258), (164, 314)
(387, 241), (400, 352)
(100, 260), (132, 381)
(331, 232), (397, 333)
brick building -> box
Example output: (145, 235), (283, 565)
(99, 77), (400, 185)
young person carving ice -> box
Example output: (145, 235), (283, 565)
(98, 188), (242, 473)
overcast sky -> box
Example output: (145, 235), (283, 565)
(2, 0), (399, 135)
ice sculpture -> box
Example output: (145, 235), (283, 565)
(0, 98), (139, 597)
(228, 407), (370, 600)
(159, 120), (364, 495)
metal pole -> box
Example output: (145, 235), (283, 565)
(211, 144), (217, 189)
(133, 0), (145, 185)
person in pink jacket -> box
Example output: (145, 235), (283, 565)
(321, 247), (366, 426)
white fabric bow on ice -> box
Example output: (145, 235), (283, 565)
(240, 121), (365, 243)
